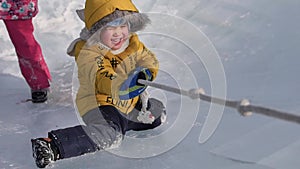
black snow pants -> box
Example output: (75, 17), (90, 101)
(48, 98), (165, 159)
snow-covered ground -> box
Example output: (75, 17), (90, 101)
(1, 0), (300, 168)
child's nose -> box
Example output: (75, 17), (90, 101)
(113, 27), (122, 36)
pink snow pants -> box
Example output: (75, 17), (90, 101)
(3, 19), (51, 90)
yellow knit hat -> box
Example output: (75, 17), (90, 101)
(85, 0), (139, 30)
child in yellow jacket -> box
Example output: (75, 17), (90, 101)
(31, 0), (166, 168)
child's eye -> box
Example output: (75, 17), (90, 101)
(106, 26), (115, 30)
(120, 24), (128, 28)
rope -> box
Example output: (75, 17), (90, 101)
(138, 79), (300, 124)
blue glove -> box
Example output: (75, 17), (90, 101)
(119, 67), (152, 100)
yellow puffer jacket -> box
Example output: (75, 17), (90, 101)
(75, 33), (159, 116)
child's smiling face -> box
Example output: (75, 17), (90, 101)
(100, 23), (129, 50)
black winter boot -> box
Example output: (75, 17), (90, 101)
(31, 88), (48, 103)
(31, 138), (59, 168)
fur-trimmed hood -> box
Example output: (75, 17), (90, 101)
(84, 0), (150, 34)
(67, 0), (150, 57)
(90, 10), (150, 34)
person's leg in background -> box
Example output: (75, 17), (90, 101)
(4, 19), (51, 103)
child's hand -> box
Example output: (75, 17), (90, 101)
(119, 67), (152, 100)
(136, 68), (152, 86)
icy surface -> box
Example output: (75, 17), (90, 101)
(0, 0), (300, 169)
